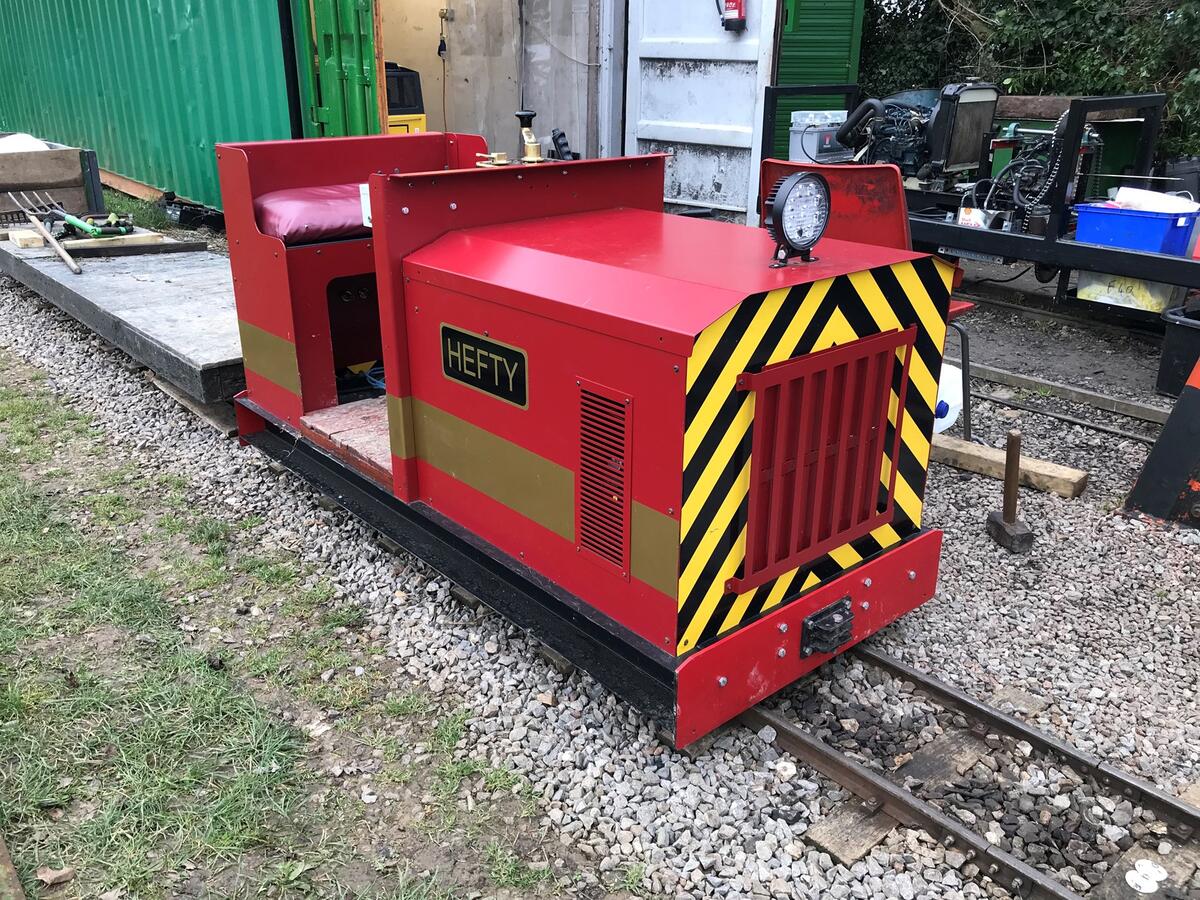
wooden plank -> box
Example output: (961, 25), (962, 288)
(946, 356), (1170, 425)
(931, 433), (1090, 499)
(805, 802), (895, 865)
(0, 146), (83, 193)
(7, 230), (43, 249)
(62, 231), (164, 250)
(152, 377), (237, 437)
(66, 240), (208, 259)
(99, 168), (163, 202)
(0, 834), (25, 900)
(372, 0), (389, 133)
(899, 731), (989, 783)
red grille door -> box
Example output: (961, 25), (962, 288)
(576, 380), (633, 578)
(728, 327), (917, 594)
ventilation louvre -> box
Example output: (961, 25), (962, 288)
(577, 380), (632, 577)
(728, 327), (918, 595)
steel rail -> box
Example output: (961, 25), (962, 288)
(854, 646), (1200, 843)
(740, 705), (1080, 900)
(970, 391), (1160, 445)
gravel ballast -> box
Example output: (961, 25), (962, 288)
(1, 273), (1195, 898)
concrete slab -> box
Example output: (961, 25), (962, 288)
(0, 239), (242, 402)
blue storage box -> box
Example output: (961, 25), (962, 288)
(1075, 204), (1200, 256)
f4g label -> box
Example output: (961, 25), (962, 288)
(441, 325), (528, 408)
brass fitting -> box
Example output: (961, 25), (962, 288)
(516, 110), (544, 164)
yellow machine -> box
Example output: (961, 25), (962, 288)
(388, 113), (427, 135)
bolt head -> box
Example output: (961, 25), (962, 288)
(861, 601), (870, 611)
(401, 206), (410, 215)
(717, 676), (728, 687)
(777, 647), (786, 658)
(907, 570), (917, 581)
(449, 202), (458, 210)
(863, 577), (872, 588)
(778, 623), (788, 633)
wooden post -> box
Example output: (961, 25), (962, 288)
(372, 0), (389, 134)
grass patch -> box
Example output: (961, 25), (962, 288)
(384, 691), (431, 719)
(0, 479), (306, 898)
(239, 553), (298, 586)
(86, 491), (141, 524)
(430, 709), (469, 754)
(103, 187), (173, 232)
(484, 842), (551, 891)
(322, 604), (367, 631)
(188, 517), (232, 557)
(282, 580), (335, 617)
(618, 862), (647, 895)
(0, 385), (89, 462)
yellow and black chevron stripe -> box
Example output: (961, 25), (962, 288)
(677, 256), (954, 655)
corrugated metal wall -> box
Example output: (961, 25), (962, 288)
(772, 0), (865, 157)
(0, 1), (295, 209)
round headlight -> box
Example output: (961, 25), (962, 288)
(765, 172), (830, 262)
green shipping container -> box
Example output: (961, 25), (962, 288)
(0, 0), (296, 210)
(772, 0), (866, 158)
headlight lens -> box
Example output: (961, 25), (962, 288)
(767, 172), (831, 257)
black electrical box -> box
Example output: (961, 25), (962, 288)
(385, 63), (424, 116)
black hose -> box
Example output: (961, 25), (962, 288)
(836, 99), (885, 149)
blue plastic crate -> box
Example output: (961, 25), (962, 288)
(1075, 204), (1200, 256)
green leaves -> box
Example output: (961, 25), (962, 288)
(860, 0), (1200, 157)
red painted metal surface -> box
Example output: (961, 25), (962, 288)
(405, 208), (925, 354)
(575, 379), (634, 580)
(369, 156), (669, 501)
(730, 328), (918, 594)
(949, 299), (974, 321)
(400, 274), (683, 650)
(760, 159), (913, 252)
(216, 132), (487, 425)
(675, 529), (943, 747)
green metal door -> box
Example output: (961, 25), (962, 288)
(292, 0), (382, 137)
(772, 0), (866, 157)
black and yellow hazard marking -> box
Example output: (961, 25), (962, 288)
(677, 257), (953, 655)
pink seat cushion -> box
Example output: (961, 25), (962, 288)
(254, 183), (370, 245)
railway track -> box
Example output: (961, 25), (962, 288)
(743, 647), (1200, 900)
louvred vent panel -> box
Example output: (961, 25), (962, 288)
(576, 380), (632, 577)
(728, 327), (918, 595)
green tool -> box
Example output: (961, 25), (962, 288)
(8, 190), (135, 238)
(61, 210), (136, 238)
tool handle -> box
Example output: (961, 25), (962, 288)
(24, 213), (82, 274)
(62, 212), (104, 238)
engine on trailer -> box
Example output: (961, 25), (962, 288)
(835, 83), (1001, 191)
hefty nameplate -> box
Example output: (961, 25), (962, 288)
(441, 325), (528, 408)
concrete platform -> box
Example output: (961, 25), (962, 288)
(0, 239), (243, 402)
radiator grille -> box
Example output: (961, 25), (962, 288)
(577, 381), (632, 576)
(728, 327), (918, 594)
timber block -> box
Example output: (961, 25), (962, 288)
(932, 434), (1088, 499)
(8, 229), (44, 249)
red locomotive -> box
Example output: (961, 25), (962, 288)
(218, 131), (952, 747)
